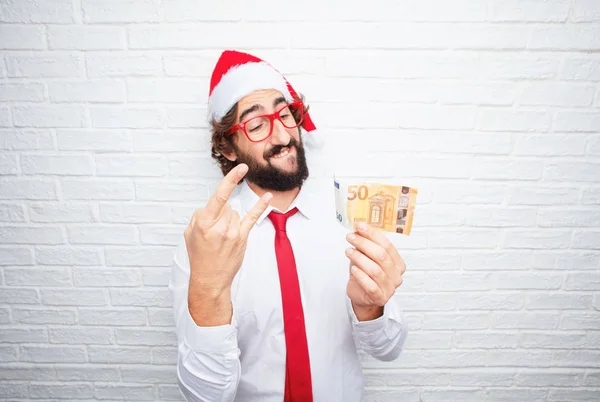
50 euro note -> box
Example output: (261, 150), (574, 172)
(334, 179), (418, 236)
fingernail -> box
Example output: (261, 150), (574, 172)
(264, 192), (273, 202)
(345, 248), (354, 256)
(350, 265), (358, 274)
(346, 233), (356, 241)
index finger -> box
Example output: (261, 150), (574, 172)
(203, 164), (248, 220)
(355, 222), (404, 269)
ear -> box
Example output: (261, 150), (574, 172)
(221, 149), (237, 162)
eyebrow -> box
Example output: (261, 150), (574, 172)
(238, 96), (288, 123)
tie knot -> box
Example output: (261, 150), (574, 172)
(268, 207), (298, 232)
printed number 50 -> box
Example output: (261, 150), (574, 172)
(348, 185), (368, 200)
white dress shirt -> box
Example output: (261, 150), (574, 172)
(169, 179), (408, 402)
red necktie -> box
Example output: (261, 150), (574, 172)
(268, 208), (313, 401)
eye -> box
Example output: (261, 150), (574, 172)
(248, 123), (263, 132)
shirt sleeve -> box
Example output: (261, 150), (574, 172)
(169, 238), (241, 401)
(346, 294), (408, 362)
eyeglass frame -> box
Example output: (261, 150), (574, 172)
(226, 100), (305, 143)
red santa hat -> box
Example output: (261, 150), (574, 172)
(207, 50), (323, 150)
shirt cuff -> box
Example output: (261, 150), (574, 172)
(183, 306), (238, 354)
(347, 296), (405, 336)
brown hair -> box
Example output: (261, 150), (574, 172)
(209, 96), (310, 178)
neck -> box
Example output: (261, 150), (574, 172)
(246, 181), (300, 212)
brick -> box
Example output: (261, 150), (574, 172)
(147, 308), (173, 326)
(0, 365), (55, 380)
(86, 52), (162, 77)
(455, 332), (520, 349)
(340, 154), (471, 179)
(554, 112), (600, 132)
(465, 208), (537, 227)
(13, 308), (75, 324)
(548, 389), (600, 401)
(573, 0), (600, 21)
(21, 154), (93, 175)
(91, 106), (165, 128)
(5, 267), (71, 286)
(167, 107), (207, 128)
(563, 57), (600, 80)
(424, 272), (491, 292)
(74, 267), (142, 287)
(41, 288), (106, 306)
(0, 382), (28, 398)
(0, 0), (75, 23)
(135, 180), (209, 202)
(491, 0), (569, 21)
(29, 202), (94, 223)
(0, 346), (17, 362)
(504, 230), (571, 249)
(140, 225), (181, 245)
(159, 384), (182, 400)
(521, 332), (587, 349)
(62, 178), (134, 200)
(94, 384), (155, 400)
(0, 288), (39, 304)
(0, 83), (45, 101)
(508, 185), (579, 205)
(515, 371), (583, 386)
(133, 130), (210, 152)
(0, 226), (63, 244)
(462, 251), (532, 270)
(487, 350), (553, 367)
(13, 105), (85, 128)
(0, 307), (9, 323)
(478, 109), (551, 132)
(515, 134), (587, 156)
(121, 365), (176, 383)
(67, 225), (138, 245)
(22, 345), (87, 363)
(572, 230), (600, 249)
(582, 187), (600, 204)
(434, 183), (505, 204)
(363, 389), (421, 402)
(450, 25), (531, 50)
(49, 327), (111, 344)
(129, 24), (287, 50)
(110, 288), (171, 307)
(105, 246), (173, 267)
(480, 55), (559, 80)
(588, 136), (600, 155)
(533, 251), (600, 270)
(564, 273), (600, 290)
(88, 346), (151, 363)
(423, 389), (486, 402)
(163, 0), (244, 21)
(164, 54), (223, 76)
(365, 369), (450, 387)
(585, 372), (600, 386)
(152, 347), (177, 364)
(48, 26), (125, 50)
(539, 209), (600, 227)
(142, 268), (171, 286)
(423, 313), (490, 330)
(0, 129), (54, 150)
(0, 106), (10, 126)
(171, 205), (196, 224)
(99, 203), (170, 223)
(56, 366), (119, 381)
(96, 155), (167, 177)
(116, 328), (176, 346)
(6, 53), (82, 77)
(78, 308), (146, 326)
(49, 80), (126, 103)
(128, 78), (206, 103)
(0, 153), (18, 174)
(493, 273), (563, 290)
(0, 203), (25, 222)
(527, 293), (593, 309)
(29, 383), (92, 399)
(458, 293), (524, 310)
(83, 0), (161, 23)
(379, 350), (487, 369)
(451, 370), (515, 387)
(402, 331), (453, 349)
(553, 350), (600, 368)
(57, 129), (131, 151)
(168, 156), (221, 179)
(493, 312), (560, 329)
(401, 252), (461, 272)
(530, 25), (600, 50)
(428, 230), (502, 249)
(36, 246), (102, 265)
(0, 247), (33, 265)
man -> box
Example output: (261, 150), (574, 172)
(169, 50), (408, 402)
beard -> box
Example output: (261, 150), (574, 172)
(232, 135), (309, 192)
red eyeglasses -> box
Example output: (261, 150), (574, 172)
(227, 101), (305, 142)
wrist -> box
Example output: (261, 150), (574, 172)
(188, 281), (232, 327)
(352, 303), (384, 322)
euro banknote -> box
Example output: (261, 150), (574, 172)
(334, 179), (418, 235)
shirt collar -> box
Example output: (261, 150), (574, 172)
(239, 180), (319, 226)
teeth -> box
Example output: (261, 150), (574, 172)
(272, 148), (290, 159)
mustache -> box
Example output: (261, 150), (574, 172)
(264, 138), (297, 159)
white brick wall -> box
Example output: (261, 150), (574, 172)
(1, 0), (599, 401)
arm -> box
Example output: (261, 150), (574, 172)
(347, 294), (408, 361)
(170, 241), (241, 401)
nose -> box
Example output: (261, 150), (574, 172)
(269, 118), (291, 145)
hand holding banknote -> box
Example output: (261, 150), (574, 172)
(334, 179), (417, 320)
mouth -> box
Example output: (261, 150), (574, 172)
(269, 146), (294, 160)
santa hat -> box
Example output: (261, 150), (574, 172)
(207, 50), (323, 150)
